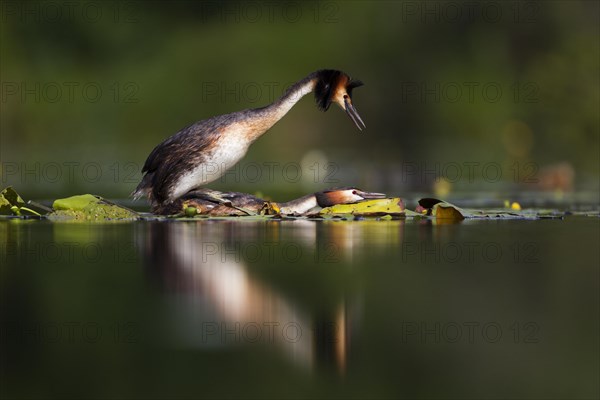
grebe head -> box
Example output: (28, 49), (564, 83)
(314, 70), (366, 131)
(315, 187), (386, 207)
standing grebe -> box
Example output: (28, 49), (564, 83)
(133, 69), (365, 209)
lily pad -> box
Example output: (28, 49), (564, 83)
(432, 202), (466, 220)
(415, 197), (568, 220)
(320, 198), (405, 216)
(49, 194), (139, 221)
(416, 198), (467, 220)
(0, 187), (42, 216)
(53, 194), (101, 211)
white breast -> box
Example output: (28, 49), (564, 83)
(170, 125), (250, 200)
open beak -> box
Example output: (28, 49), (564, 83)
(344, 97), (366, 131)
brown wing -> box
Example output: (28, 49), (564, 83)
(135, 114), (237, 205)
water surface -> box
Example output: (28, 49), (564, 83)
(1, 217), (598, 398)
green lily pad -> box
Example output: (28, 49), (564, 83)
(49, 194), (139, 221)
(0, 195), (11, 215)
(53, 194), (102, 211)
(0, 187), (41, 216)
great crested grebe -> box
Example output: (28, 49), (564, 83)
(156, 187), (385, 216)
(133, 69), (365, 209)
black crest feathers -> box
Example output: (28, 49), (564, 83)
(314, 69), (342, 111)
(314, 69), (363, 111)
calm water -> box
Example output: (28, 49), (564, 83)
(1, 216), (599, 399)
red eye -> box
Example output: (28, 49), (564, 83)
(343, 94), (348, 99)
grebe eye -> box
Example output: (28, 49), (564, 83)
(343, 94), (348, 99)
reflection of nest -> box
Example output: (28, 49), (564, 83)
(154, 187), (391, 216)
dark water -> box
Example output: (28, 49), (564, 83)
(1, 217), (599, 399)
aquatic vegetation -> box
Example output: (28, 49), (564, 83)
(0, 187), (41, 216)
(0, 187), (589, 222)
(49, 194), (139, 221)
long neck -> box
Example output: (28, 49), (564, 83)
(246, 73), (318, 141)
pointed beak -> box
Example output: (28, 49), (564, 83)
(315, 188), (387, 207)
(352, 189), (386, 199)
(344, 97), (366, 131)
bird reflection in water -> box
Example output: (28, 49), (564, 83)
(136, 220), (402, 372)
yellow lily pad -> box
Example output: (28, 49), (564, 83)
(432, 202), (465, 220)
(260, 201), (281, 215)
(320, 198), (405, 216)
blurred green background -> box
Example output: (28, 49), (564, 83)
(1, 3), (599, 399)
(1, 0), (599, 202)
